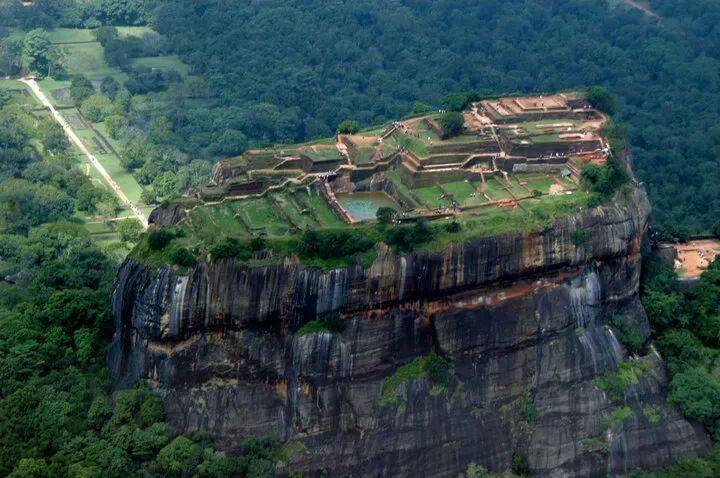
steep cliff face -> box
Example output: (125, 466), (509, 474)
(109, 186), (710, 477)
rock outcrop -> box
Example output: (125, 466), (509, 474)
(109, 186), (710, 477)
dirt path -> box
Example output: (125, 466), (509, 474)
(21, 78), (148, 228)
(625, 0), (659, 18)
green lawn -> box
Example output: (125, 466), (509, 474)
(301, 189), (345, 227)
(352, 146), (376, 165)
(384, 169), (421, 209)
(414, 185), (451, 208)
(47, 28), (96, 44)
(116, 26), (155, 37)
(391, 132), (428, 158)
(131, 56), (190, 76)
(302, 146), (343, 162)
(503, 177), (531, 198)
(441, 180), (487, 206)
(58, 42), (127, 81)
(482, 178), (512, 201)
(417, 191), (596, 253)
(521, 119), (581, 134)
(514, 174), (558, 195)
(47, 27), (155, 44)
(236, 198), (290, 235)
(36, 78), (74, 107)
(0, 79), (27, 90)
(272, 192), (318, 229)
(525, 178), (557, 194)
(440, 180), (474, 197)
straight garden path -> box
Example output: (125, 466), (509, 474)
(20, 77), (148, 228)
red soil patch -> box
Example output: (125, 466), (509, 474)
(674, 240), (720, 278)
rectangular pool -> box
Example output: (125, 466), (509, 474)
(335, 192), (400, 222)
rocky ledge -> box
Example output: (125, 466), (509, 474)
(109, 186), (710, 477)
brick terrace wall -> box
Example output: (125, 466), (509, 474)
(508, 139), (602, 157)
(426, 140), (499, 155)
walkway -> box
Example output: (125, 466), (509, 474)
(625, 0), (659, 18)
(21, 78), (148, 228)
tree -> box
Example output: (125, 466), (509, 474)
(156, 436), (201, 477)
(441, 92), (472, 112)
(411, 101), (431, 115)
(171, 247), (195, 267)
(151, 171), (178, 200)
(668, 368), (720, 427)
(95, 0), (149, 26)
(147, 229), (173, 250)
(140, 188), (157, 204)
(96, 199), (117, 220)
(8, 458), (48, 478)
(80, 94), (114, 122)
(104, 114), (129, 139)
(115, 218), (143, 243)
(69, 76), (95, 104)
(338, 119), (360, 134)
(21, 29), (52, 76)
(437, 111), (464, 138)
(0, 38), (23, 77)
(103, 38), (130, 69)
(93, 26), (119, 47)
(209, 129), (247, 156)
(37, 118), (67, 154)
(100, 76), (120, 99)
(75, 183), (106, 211)
(587, 86), (617, 116)
(376, 206), (396, 225)
(149, 116), (174, 144)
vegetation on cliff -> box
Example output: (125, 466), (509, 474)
(379, 352), (453, 411)
(629, 255), (720, 476)
(642, 257), (720, 430)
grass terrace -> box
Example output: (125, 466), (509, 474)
(135, 91), (610, 269)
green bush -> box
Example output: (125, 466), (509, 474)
(668, 368), (720, 427)
(376, 206), (396, 224)
(147, 229), (174, 250)
(296, 314), (345, 336)
(383, 219), (433, 251)
(570, 229), (589, 246)
(444, 221), (461, 233)
(298, 229), (374, 260)
(594, 360), (648, 402)
(380, 352), (452, 408)
(437, 111), (464, 137)
(337, 119), (360, 134)
(209, 236), (265, 260)
(171, 247), (196, 267)
(511, 453), (530, 476)
(520, 393), (538, 424)
(580, 156), (628, 199)
(605, 406), (634, 430)
(441, 92), (479, 112)
(610, 315), (647, 355)
(587, 86), (617, 116)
